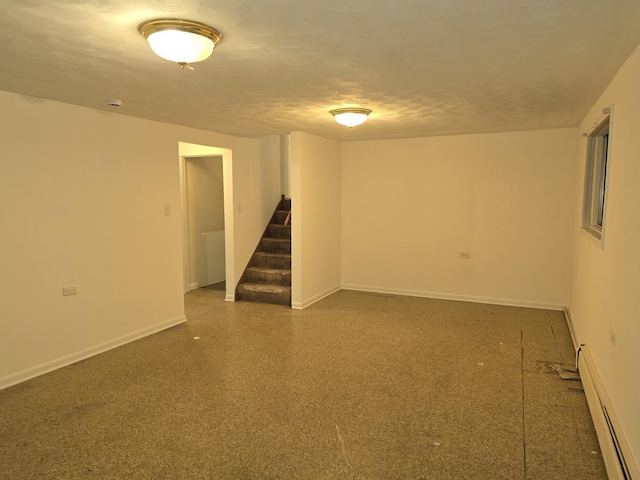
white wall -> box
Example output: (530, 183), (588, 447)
(342, 129), (578, 309)
(186, 156), (225, 289)
(258, 135), (284, 217)
(290, 132), (342, 309)
(0, 91), (279, 388)
(570, 44), (640, 466)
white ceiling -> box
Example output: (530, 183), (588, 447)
(0, 0), (639, 141)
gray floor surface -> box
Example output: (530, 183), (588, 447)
(0, 288), (607, 479)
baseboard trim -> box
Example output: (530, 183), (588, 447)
(292, 284), (341, 310)
(341, 284), (564, 311)
(0, 315), (187, 391)
(579, 344), (639, 480)
(562, 306), (579, 351)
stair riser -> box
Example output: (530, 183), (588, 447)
(274, 211), (290, 224)
(254, 254), (291, 269)
(237, 287), (291, 306)
(261, 238), (291, 254)
(268, 224), (291, 238)
(281, 200), (291, 211)
(246, 270), (291, 286)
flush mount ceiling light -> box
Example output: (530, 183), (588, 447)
(330, 108), (372, 127)
(138, 19), (223, 69)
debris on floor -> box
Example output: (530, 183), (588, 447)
(557, 370), (581, 381)
(535, 360), (583, 387)
(534, 360), (577, 374)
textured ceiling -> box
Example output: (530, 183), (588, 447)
(0, 0), (639, 141)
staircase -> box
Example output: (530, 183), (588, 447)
(236, 197), (291, 306)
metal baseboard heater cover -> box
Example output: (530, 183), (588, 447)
(578, 344), (639, 480)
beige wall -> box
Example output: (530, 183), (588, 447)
(290, 132), (342, 309)
(570, 44), (640, 465)
(185, 156), (225, 289)
(258, 135), (285, 219)
(0, 91), (278, 388)
(342, 129), (578, 309)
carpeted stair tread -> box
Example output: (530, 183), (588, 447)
(262, 238), (291, 243)
(246, 267), (291, 286)
(268, 224), (291, 238)
(254, 252), (291, 269)
(238, 283), (290, 293)
(261, 237), (291, 253)
(247, 267), (291, 274)
(236, 283), (291, 305)
(274, 210), (291, 224)
(254, 252), (291, 259)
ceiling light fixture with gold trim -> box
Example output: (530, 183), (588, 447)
(138, 19), (223, 69)
(330, 108), (372, 127)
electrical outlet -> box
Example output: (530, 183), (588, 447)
(459, 252), (471, 259)
(62, 286), (77, 296)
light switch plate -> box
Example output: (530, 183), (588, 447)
(63, 286), (77, 296)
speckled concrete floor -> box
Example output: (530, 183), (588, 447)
(0, 289), (607, 479)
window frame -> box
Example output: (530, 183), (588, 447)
(581, 106), (613, 248)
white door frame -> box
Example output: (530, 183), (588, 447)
(178, 142), (236, 301)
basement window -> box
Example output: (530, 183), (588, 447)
(581, 106), (612, 246)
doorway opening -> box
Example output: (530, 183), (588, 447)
(178, 142), (235, 302)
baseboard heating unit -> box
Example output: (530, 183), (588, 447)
(578, 344), (639, 480)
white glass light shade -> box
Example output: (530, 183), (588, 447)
(330, 108), (372, 127)
(147, 30), (214, 63)
(138, 19), (223, 65)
